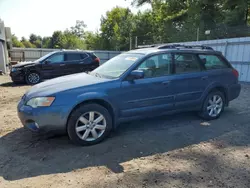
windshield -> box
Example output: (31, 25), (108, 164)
(34, 51), (57, 62)
(91, 53), (144, 78)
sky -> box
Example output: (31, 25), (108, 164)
(0, 0), (150, 39)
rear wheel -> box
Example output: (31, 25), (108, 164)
(67, 103), (112, 146)
(199, 91), (225, 120)
(26, 72), (41, 85)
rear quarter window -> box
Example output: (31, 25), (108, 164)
(198, 54), (230, 70)
(81, 53), (88, 59)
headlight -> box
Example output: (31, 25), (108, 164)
(26, 97), (55, 108)
(11, 67), (22, 72)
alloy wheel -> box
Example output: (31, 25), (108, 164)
(28, 73), (40, 84)
(207, 95), (223, 117)
(75, 111), (107, 141)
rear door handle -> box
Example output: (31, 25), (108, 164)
(162, 81), (171, 86)
(60, 64), (66, 66)
(201, 76), (208, 80)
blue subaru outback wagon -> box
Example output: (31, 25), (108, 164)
(17, 45), (241, 146)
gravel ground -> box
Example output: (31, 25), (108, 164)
(1, 75), (250, 188)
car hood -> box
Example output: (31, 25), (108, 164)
(12, 61), (36, 68)
(25, 73), (110, 98)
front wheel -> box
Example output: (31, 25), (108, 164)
(67, 103), (112, 146)
(199, 91), (225, 120)
(26, 72), (41, 85)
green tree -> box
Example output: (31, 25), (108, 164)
(100, 7), (134, 50)
(50, 31), (66, 48)
(21, 37), (35, 48)
(131, 0), (250, 42)
(130, 0), (153, 6)
(42, 37), (52, 48)
(70, 20), (87, 38)
(29, 34), (42, 44)
(29, 34), (42, 48)
(84, 31), (103, 50)
(62, 30), (85, 49)
(12, 35), (25, 48)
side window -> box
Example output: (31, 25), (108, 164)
(48, 53), (64, 63)
(174, 54), (201, 74)
(136, 54), (172, 78)
(66, 53), (82, 61)
(198, 55), (229, 70)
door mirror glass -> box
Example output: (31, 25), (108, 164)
(128, 70), (144, 80)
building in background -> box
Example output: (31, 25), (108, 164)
(0, 19), (12, 74)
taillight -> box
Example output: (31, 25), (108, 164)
(232, 69), (239, 78)
(94, 57), (100, 63)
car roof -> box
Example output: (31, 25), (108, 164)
(126, 46), (222, 56)
(56, 50), (93, 53)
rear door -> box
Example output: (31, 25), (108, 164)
(172, 53), (210, 110)
(64, 52), (89, 75)
(41, 52), (66, 79)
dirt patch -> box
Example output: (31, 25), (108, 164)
(1, 75), (250, 188)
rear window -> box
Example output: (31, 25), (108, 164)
(88, 52), (97, 59)
(198, 55), (230, 70)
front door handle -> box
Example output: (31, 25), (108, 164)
(60, 64), (66, 67)
(201, 76), (208, 80)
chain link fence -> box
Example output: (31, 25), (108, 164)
(134, 25), (250, 48)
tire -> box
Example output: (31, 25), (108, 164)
(199, 90), (225, 120)
(67, 103), (113, 146)
(25, 72), (41, 85)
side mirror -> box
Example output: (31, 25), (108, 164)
(44, 59), (51, 64)
(128, 70), (144, 80)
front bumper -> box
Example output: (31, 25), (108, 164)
(17, 100), (68, 134)
(10, 71), (25, 83)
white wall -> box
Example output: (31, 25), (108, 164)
(0, 41), (6, 73)
(0, 20), (7, 73)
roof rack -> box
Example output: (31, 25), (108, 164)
(136, 44), (157, 49)
(157, 44), (214, 50)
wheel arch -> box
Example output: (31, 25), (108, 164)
(202, 82), (229, 107)
(208, 86), (228, 105)
(66, 98), (117, 130)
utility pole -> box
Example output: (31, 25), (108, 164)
(40, 40), (43, 57)
(135, 36), (138, 49)
(196, 27), (200, 41)
(129, 36), (132, 50)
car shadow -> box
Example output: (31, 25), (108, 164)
(0, 82), (27, 87)
(0, 109), (249, 181)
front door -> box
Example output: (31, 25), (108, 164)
(119, 53), (176, 118)
(171, 53), (209, 109)
(41, 52), (66, 79)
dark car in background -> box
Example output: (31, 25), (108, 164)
(10, 50), (100, 84)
